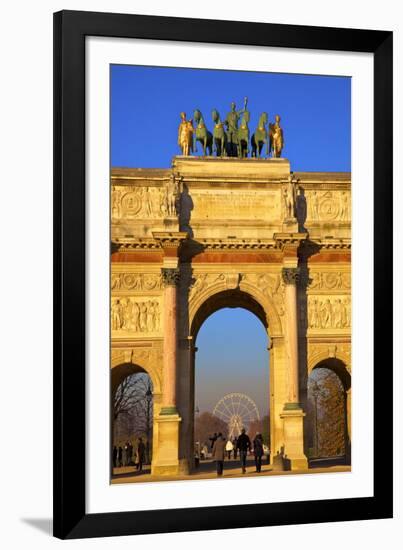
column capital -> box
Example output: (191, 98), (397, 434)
(161, 267), (180, 287)
(282, 267), (300, 285)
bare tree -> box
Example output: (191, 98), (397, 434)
(113, 373), (153, 454)
(308, 368), (346, 458)
(194, 411), (228, 446)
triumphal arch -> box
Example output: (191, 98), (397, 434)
(111, 156), (351, 475)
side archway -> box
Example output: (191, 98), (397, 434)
(307, 358), (351, 464)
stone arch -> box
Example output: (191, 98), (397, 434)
(111, 348), (162, 395)
(189, 281), (283, 340)
(308, 354), (351, 391)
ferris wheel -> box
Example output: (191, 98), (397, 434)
(213, 393), (260, 439)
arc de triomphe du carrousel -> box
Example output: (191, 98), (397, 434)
(110, 114), (351, 477)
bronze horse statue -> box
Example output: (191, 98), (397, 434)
(237, 110), (250, 158)
(251, 112), (269, 157)
(193, 109), (213, 156)
(212, 109), (227, 157)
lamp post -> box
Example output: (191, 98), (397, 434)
(145, 385), (152, 464)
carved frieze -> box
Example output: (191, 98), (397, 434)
(308, 271), (351, 291)
(111, 298), (161, 334)
(111, 272), (163, 291)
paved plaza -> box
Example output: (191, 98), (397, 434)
(112, 456), (350, 484)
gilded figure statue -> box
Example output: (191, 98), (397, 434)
(177, 112), (194, 156)
(269, 114), (284, 157)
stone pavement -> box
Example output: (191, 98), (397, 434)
(111, 457), (350, 484)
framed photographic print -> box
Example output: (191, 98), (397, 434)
(54, 10), (393, 539)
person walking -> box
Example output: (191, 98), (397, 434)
(136, 437), (146, 472)
(209, 432), (218, 451)
(237, 428), (251, 474)
(124, 441), (130, 466)
(225, 438), (234, 460)
(253, 432), (264, 473)
(118, 445), (123, 467)
(128, 441), (134, 465)
(232, 437), (238, 460)
(212, 433), (226, 477)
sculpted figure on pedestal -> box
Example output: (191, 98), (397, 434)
(283, 174), (298, 221)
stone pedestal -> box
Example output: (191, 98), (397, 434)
(280, 408), (308, 470)
(151, 413), (182, 476)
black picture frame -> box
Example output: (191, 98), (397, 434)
(53, 10), (393, 539)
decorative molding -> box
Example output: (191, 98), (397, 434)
(111, 273), (163, 291)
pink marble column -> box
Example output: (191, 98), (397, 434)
(282, 267), (300, 407)
(160, 267), (180, 414)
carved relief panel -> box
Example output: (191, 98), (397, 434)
(307, 295), (351, 330)
(305, 190), (351, 222)
(111, 297), (162, 335)
(111, 185), (165, 221)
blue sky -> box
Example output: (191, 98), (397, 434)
(111, 64), (351, 172)
(111, 65), (351, 418)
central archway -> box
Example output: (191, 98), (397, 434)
(188, 288), (273, 473)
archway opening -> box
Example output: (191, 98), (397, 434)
(307, 359), (350, 465)
(192, 293), (270, 474)
(112, 364), (154, 475)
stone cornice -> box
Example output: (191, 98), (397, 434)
(152, 231), (188, 250)
(274, 232), (308, 250)
(190, 238), (277, 250)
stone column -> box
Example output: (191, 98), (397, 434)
(282, 267), (301, 407)
(151, 266), (182, 476)
(280, 266), (308, 470)
(160, 267), (180, 414)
